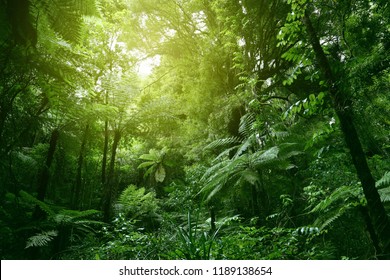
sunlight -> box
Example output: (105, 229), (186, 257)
(136, 55), (161, 77)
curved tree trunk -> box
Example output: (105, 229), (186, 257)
(303, 10), (390, 257)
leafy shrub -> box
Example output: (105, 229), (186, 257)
(219, 225), (335, 260)
(89, 214), (163, 260)
(116, 185), (161, 231)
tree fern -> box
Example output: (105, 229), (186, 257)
(200, 144), (301, 201)
(205, 113), (260, 159)
(238, 113), (256, 139)
(36, 0), (99, 44)
(204, 136), (242, 151)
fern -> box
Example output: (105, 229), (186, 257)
(37, 0), (99, 44)
(238, 113), (256, 138)
(310, 185), (362, 213)
(204, 136), (242, 151)
(25, 230), (58, 248)
(59, 209), (100, 219)
(116, 185), (159, 218)
(234, 134), (257, 158)
(200, 144), (301, 201)
(378, 187), (390, 203)
(19, 190), (56, 217)
(309, 185), (364, 231)
(376, 171), (390, 188)
(53, 209), (101, 225)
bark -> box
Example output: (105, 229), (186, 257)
(32, 128), (59, 220)
(209, 205), (216, 233)
(359, 205), (381, 256)
(72, 124), (89, 210)
(101, 120), (109, 185)
(102, 129), (121, 222)
(303, 10), (390, 256)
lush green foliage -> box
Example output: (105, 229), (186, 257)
(1, 0), (389, 260)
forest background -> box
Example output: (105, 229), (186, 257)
(1, 0), (390, 260)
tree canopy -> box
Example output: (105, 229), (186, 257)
(1, 0), (390, 260)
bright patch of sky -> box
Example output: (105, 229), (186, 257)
(136, 55), (161, 77)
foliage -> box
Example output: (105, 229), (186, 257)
(169, 212), (219, 260)
(91, 214), (158, 260)
(25, 230), (58, 249)
(115, 184), (160, 230)
(219, 225), (335, 260)
(138, 148), (170, 183)
(1, 0), (389, 260)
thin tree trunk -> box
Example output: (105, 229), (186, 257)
(102, 129), (121, 222)
(72, 124), (89, 210)
(101, 120), (109, 185)
(303, 10), (390, 256)
(32, 128), (59, 220)
(359, 205), (381, 256)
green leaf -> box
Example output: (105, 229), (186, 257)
(137, 161), (155, 169)
(155, 165), (166, 183)
(25, 230), (58, 248)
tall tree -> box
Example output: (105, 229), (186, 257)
(278, 0), (390, 256)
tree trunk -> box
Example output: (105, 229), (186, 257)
(101, 120), (109, 185)
(72, 124), (89, 210)
(303, 10), (390, 256)
(32, 128), (59, 220)
(359, 205), (381, 256)
(102, 129), (121, 222)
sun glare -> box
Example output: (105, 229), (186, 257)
(136, 55), (161, 77)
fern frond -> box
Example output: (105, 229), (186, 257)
(57, 209), (100, 221)
(40, 0), (99, 44)
(213, 145), (239, 162)
(378, 187), (390, 203)
(251, 146), (279, 167)
(376, 171), (390, 188)
(313, 202), (357, 231)
(234, 134), (257, 158)
(238, 169), (261, 185)
(25, 230), (58, 248)
(204, 136), (242, 150)
(238, 113), (256, 138)
(19, 190), (55, 217)
(310, 185), (362, 214)
(314, 210), (343, 231)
